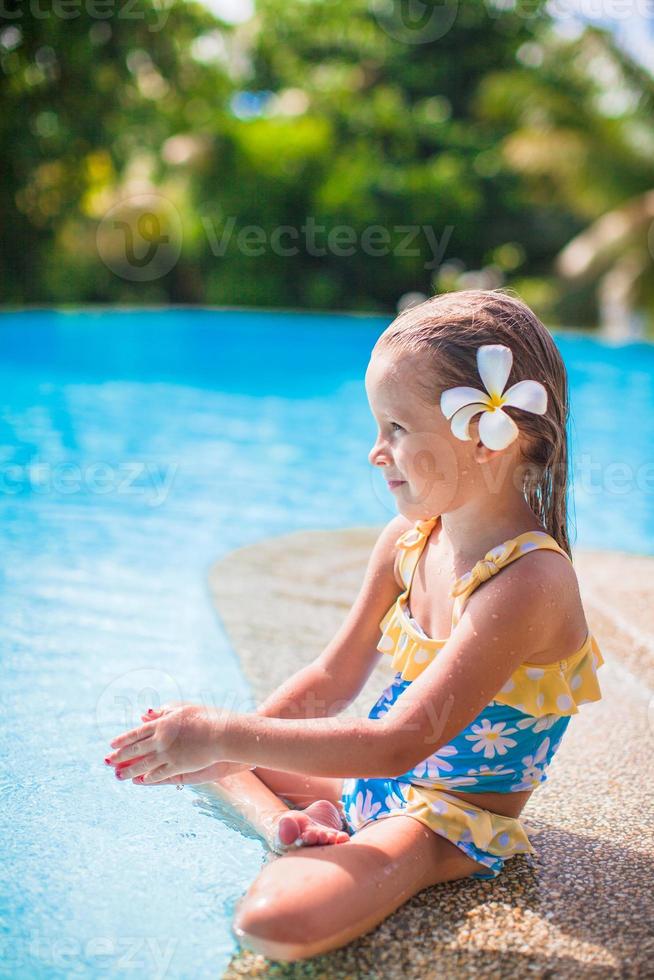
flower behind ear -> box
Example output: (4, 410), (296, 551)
(440, 344), (547, 450)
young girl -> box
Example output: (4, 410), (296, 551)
(105, 289), (604, 963)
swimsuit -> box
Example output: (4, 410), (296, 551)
(339, 516), (604, 879)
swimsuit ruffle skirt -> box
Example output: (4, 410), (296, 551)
(339, 517), (604, 879)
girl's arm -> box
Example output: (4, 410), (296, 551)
(107, 515), (414, 782)
(130, 660), (345, 785)
(216, 514), (416, 775)
(383, 551), (568, 774)
(220, 711), (403, 779)
(253, 661), (353, 720)
(217, 548), (565, 781)
(252, 513), (412, 720)
(108, 551), (565, 784)
(108, 704), (406, 781)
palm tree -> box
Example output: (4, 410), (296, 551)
(475, 22), (654, 335)
(555, 189), (654, 340)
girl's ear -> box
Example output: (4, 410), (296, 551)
(468, 420), (504, 462)
(467, 419), (488, 460)
(472, 433), (520, 465)
(473, 442), (496, 463)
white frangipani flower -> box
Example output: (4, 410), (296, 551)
(440, 344), (548, 451)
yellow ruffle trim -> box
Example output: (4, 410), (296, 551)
(376, 597), (605, 717)
(402, 787), (536, 857)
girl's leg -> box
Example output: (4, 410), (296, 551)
(199, 769), (292, 850)
(250, 766), (344, 814)
(198, 768), (347, 850)
(232, 813), (486, 962)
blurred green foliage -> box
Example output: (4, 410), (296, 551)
(1, 0), (653, 330)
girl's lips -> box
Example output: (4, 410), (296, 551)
(387, 480), (406, 489)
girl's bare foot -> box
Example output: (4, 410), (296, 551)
(271, 799), (350, 853)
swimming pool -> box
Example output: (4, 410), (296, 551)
(0, 309), (652, 978)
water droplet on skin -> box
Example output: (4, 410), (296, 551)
(491, 613), (499, 620)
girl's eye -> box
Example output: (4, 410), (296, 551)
(390, 422), (404, 433)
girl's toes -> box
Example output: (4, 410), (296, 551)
(275, 813), (301, 847)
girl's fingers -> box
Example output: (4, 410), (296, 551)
(114, 754), (158, 781)
(107, 736), (157, 767)
(133, 773), (180, 786)
(115, 753), (148, 769)
(105, 753), (148, 770)
(140, 765), (173, 785)
(109, 721), (154, 751)
(141, 707), (165, 720)
(141, 702), (184, 719)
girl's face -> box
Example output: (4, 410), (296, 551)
(365, 349), (478, 520)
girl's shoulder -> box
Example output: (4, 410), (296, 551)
(450, 525), (574, 606)
(505, 534), (579, 593)
(476, 543), (590, 668)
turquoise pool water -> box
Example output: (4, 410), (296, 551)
(1, 309), (652, 978)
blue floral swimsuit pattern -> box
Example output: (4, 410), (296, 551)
(339, 517), (604, 879)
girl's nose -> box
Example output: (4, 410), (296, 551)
(369, 439), (391, 467)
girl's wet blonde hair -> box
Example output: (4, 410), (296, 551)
(375, 288), (573, 559)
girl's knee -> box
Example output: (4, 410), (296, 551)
(232, 887), (323, 954)
(233, 855), (355, 952)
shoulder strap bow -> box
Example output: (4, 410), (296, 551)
(450, 540), (518, 597)
(396, 516), (439, 550)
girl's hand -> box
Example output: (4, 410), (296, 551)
(105, 703), (232, 784)
(132, 709), (256, 784)
(127, 760), (256, 786)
